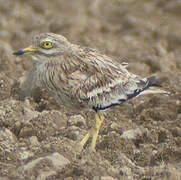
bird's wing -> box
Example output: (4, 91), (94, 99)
(66, 48), (150, 111)
(74, 72), (151, 111)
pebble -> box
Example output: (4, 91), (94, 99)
(29, 136), (39, 146)
(0, 128), (17, 143)
(18, 124), (36, 138)
(101, 176), (117, 180)
(93, 176), (117, 180)
(64, 177), (73, 180)
(121, 128), (143, 140)
(36, 170), (56, 180)
(46, 152), (70, 168)
(68, 114), (86, 126)
(18, 152), (70, 173)
(18, 149), (34, 161)
(171, 127), (181, 137)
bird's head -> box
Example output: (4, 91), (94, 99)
(13, 33), (71, 61)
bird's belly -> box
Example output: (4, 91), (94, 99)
(53, 92), (87, 112)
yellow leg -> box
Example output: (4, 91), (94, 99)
(80, 130), (91, 148)
(91, 113), (104, 150)
(80, 112), (104, 151)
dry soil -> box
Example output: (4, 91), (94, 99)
(0, 0), (181, 180)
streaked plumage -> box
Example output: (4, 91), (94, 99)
(13, 33), (169, 150)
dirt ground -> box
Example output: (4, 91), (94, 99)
(0, 0), (181, 179)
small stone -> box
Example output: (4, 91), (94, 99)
(23, 107), (40, 122)
(68, 115), (86, 127)
(175, 137), (181, 146)
(171, 127), (181, 137)
(18, 148), (34, 161)
(121, 128), (143, 140)
(18, 152), (70, 173)
(0, 109), (5, 117)
(18, 124), (36, 138)
(29, 136), (39, 146)
(110, 122), (118, 130)
(46, 152), (70, 168)
(64, 177), (73, 180)
(152, 150), (158, 156)
(101, 176), (117, 180)
(37, 170), (56, 180)
(0, 128), (17, 143)
(66, 126), (80, 141)
(176, 114), (181, 120)
(0, 177), (9, 180)
(93, 176), (100, 180)
(93, 176), (117, 180)
(120, 166), (132, 179)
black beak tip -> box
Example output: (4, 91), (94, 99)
(13, 50), (25, 56)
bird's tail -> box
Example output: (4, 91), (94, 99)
(139, 75), (170, 96)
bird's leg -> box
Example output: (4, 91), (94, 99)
(91, 112), (104, 150)
(80, 129), (91, 148)
(80, 112), (104, 151)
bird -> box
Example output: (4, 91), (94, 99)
(13, 33), (169, 151)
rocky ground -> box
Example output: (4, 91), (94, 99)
(0, 0), (181, 179)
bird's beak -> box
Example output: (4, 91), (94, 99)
(13, 46), (38, 56)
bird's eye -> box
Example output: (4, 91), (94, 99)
(42, 41), (53, 49)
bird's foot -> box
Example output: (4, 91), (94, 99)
(80, 113), (104, 151)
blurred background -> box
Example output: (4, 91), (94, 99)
(1, 0), (181, 91)
(0, 0), (181, 179)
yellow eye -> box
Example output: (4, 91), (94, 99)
(42, 41), (53, 49)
